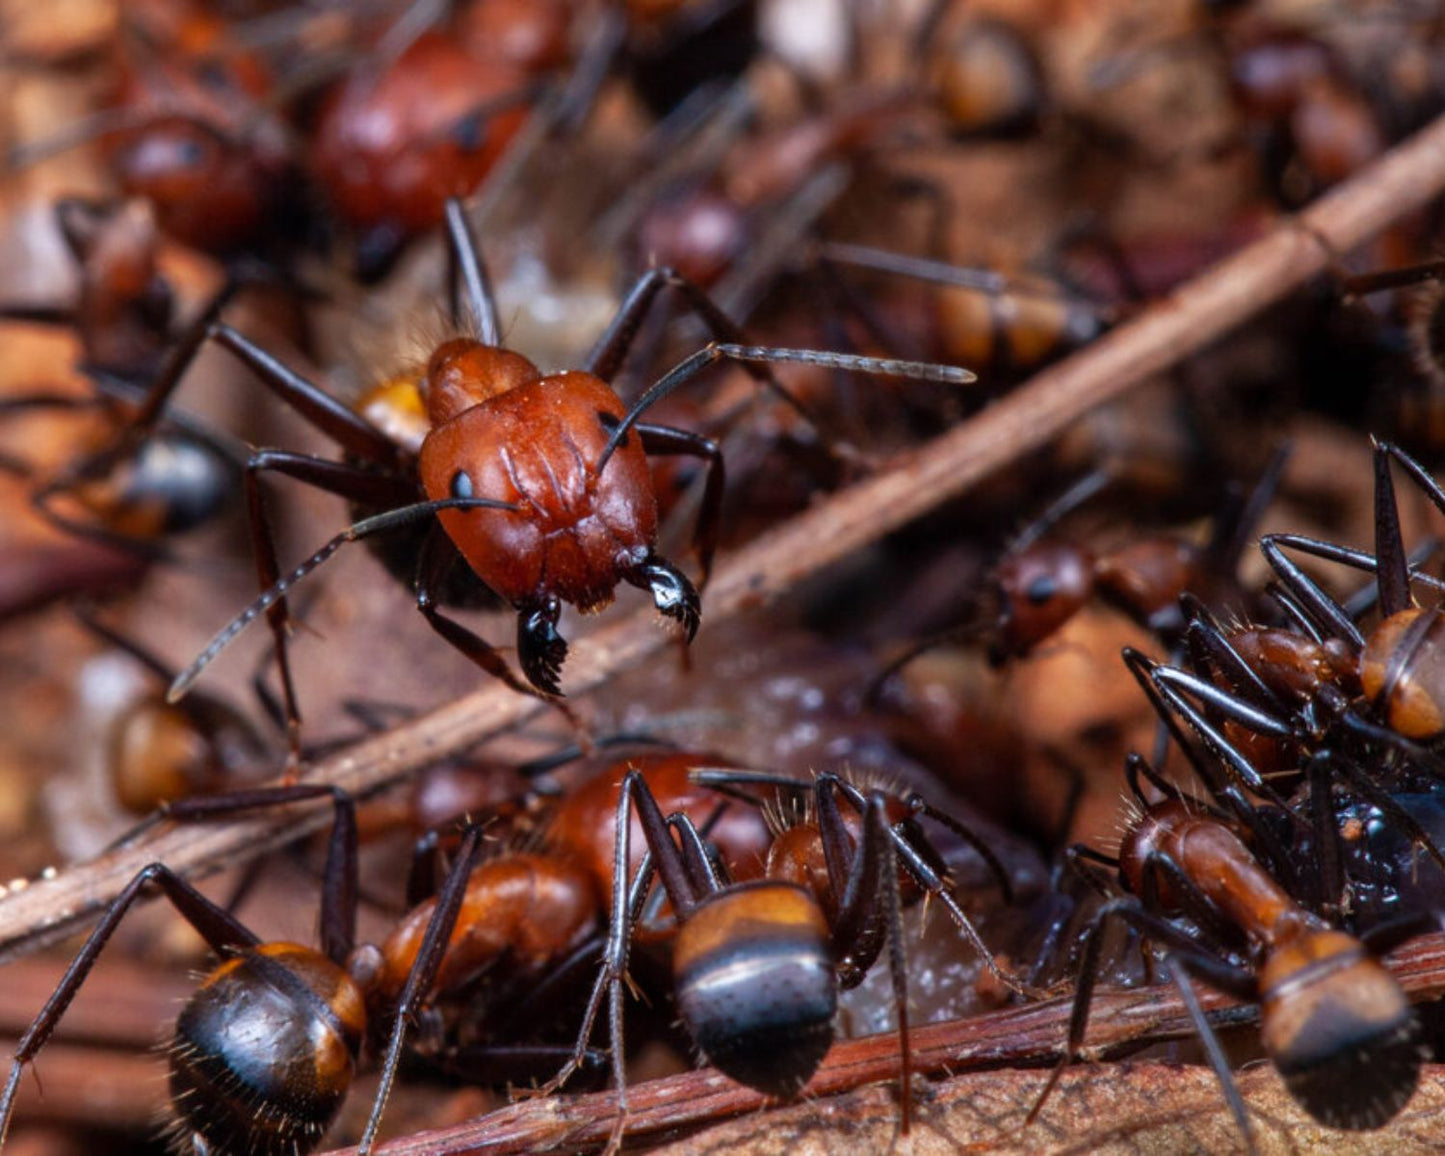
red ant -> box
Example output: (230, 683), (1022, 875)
(158, 198), (969, 753)
(540, 765), (1031, 1148)
(1031, 752), (1432, 1149)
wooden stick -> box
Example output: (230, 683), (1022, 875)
(3, 112), (1445, 962)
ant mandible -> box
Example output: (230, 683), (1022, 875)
(162, 197), (972, 738)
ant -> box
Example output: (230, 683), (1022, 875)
(0, 782), (570, 1155)
(158, 197), (969, 751)
(1030, 754), (1432, 1149)
(875, 446), (1285, 688)
(75, 608), (270, 817)
(541, 766), (1032, 1148)
(1134, 441), (1445, 805)
(4, 0), (298, 256)
(0, 198), (175, 384)
(0, 283), (247, 565)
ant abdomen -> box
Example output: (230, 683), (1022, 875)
(1259, 930), (1423, 1131)
(673, 881), (836, 1098)
(1359, 608), (1445, 739)
(168, 944), (366, 1156)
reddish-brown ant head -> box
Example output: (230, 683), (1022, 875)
(672, 881), (836, 1098)
(168, 943), (366, 1155)
(1360, 608), (1445, 739)
(313, 33), (530, 277)
(992, 540), (1096, 659)
(1258, 929), (1422, 1130)
(417, 367), (658, 611)
(111, 20), (289, 252)
(423, 339), (542, 423)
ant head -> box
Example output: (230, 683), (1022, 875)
(673, 881), (836, 1098)
(1259, 928), (1422, 1130)
(423, 339), (541, 424)
(992, 540), (1096, 659)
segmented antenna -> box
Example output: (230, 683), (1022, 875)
(168, 496), (517, 703)
(596, 341), (976, 472)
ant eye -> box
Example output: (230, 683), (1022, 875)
(175, 138), (207, 168)
(1025, 575), (1058, 605)
(450, 470), (474, 499)
(195, 59), (230, 90)
(451, 112), (488, 152)
(598, 411), (629, 446)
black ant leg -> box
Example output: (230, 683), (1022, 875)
(1308, 746), (1445, 876)
(1026, 897), (1260, 1153)
(412, 528), (579, 730)
(1181, 603), (1291, 716)
(207, 325), (403, 466)
(0, 862), (261, 1146)
(1204, 442), (1291, 581)
(1343, 258), (1445, 299)
(1374, 442), (1412, 618)
(822, 774), (1038, 998)
(245, 450), (418, 770)
(1262, 534), (1445, 603)
(1258, 536), (1365, 650)
(168, 495), (521, 703)
(358, 822), (486, 1156)
(443, 199), (499, 345)
(820, 788), (915, 1133)
(157, 785), (359, 964)
(636, 423), (723, 589)
(536, 771), (693, 1153)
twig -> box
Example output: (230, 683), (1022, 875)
(2, 113), (1445, 962)
(332, 931), (1445, 1154)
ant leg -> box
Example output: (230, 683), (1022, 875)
(1374, 442), (1412, 618)
(206, 325), (402, 465)
(818, 774), (1038, 998)
(1342, 258), (1445, 299)
(1204, 442), (1291, 582)
(1262, 534), (1445, 603)
(160, 785), (360, 965)
(1181, 604), (1291, 716)
(411, 532), (580, 729)
(636, 423), (723, 588)
(1258, 535), (1365, 650)
(1025, 898), (1258, 1135)
(1163, 955), (1259, 1155)
(169, 496), (520, 702)
(442, 199), (499, 345)
(622, 555), (700, 642)
(358, 822), (486, 1156)
(534, 771), (695, 1155)
(0, 862), (260, 1146)
(243, 449), (417, 772)
(827, 790), (915, 1133)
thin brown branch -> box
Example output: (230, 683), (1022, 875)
(334, 931), (1445, 1154)
(2, 113), (1445, 962)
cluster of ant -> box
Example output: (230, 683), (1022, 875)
(5, 0), (1445, 1153)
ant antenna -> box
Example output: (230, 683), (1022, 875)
(168, 496), (518, 703)
(595, 343), (976, 472)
